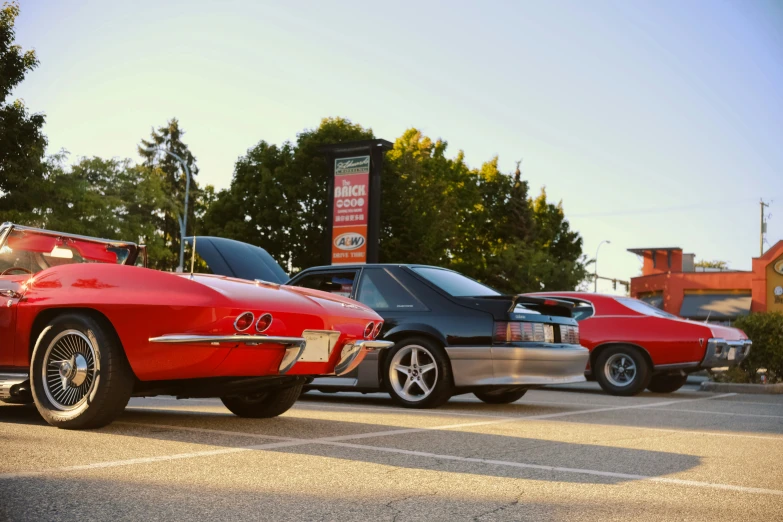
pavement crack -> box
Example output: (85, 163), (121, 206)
(472, 496), (521, 521)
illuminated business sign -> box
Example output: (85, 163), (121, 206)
(332, 155), (369, 264)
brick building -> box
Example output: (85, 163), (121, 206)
(628, 240), (783, 323)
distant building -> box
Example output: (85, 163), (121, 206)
(628, 241), (783, 323)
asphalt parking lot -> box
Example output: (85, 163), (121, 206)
(1, 382), (782, 522)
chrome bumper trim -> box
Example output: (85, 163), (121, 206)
(148, 334), (306, 346)
(334, 340), (394, 376)
(148, 333), (392, 376)
(0, 372), (29, 401)
(701, 338), (752, 368)
(445, 344), (590, 387)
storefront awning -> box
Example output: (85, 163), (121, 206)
(679, 293), (751, 320)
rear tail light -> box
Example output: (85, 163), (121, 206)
(560, 325), (580, 345)
(494, 321), (579, 344)
(372, 322), (383, 339)
(255, 313), (273, 333)
(234, 312), (254, 332)
(364, 322), (375, 339)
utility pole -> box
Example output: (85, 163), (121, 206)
(760, 200), (769, 256)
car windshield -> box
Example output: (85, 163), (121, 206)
(615, 297), (678, 319)
(0, 229), (131, 275)
(412, 267), (500, 297)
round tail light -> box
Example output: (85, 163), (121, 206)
(364, 322), (375, 339)
(256, 313), (273, 333)
(234, 312), (254, 332)
(372, 322), (383, 339)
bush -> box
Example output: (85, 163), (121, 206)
(733, 312), (783, 383)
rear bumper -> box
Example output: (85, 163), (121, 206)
(701, 338), (752, 368)
(445, 343), (590, 387)
(149, 331), (392, 377)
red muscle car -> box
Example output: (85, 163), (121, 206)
(527, 292), (752, 395)
(0, 223), (391, 429)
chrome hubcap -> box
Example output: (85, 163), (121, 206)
(389, 345), (438, 401)
(605, 353), (637, 387)
(42, 330), (98, 410)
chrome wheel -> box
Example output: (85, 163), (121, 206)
(604, 353), (636, 387)
(389, 344), (438, 402)
(42, 330), (98, 411)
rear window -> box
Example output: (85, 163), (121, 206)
(411, 267), (499, 297)
(295, 271), (357, 298)
(615, 297), (677, 319)
(357, 268), (427, 311)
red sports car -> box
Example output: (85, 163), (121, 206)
(0, 223), (391, 429)
(527, 292), (752, 395)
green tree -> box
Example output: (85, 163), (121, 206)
(204, 117), (373, 271)
(0, 1), (48, 224)
(695, 260), (728, 270)
(43, 156), (172, 267)
(138, 119), (201, 269)
(204, 119), (588, 291)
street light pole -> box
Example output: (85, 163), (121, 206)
(594, 240), (611, 292)
(145, 148), (191, 272)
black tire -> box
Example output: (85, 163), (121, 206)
(594, 345), (652, 397)
(30, 313), (134, 429)
(473, 388), (528, 404)
(383, 337), (453, 409)
(221, 384), (303, 418)
(647, 374), (687, 393)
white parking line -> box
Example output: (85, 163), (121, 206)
(0, 393), (738, 482)
(10, 418), (778, 497)
(656, 408), (783, 419)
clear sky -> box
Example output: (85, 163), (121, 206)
(12, 0), (783, 291)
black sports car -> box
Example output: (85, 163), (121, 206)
(193, 237), (589, 408)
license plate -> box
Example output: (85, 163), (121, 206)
(728, 347), (736, 361)
(299, 330), (340, 363)
(544, 324), (555, 343)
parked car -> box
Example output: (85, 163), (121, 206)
(0, 224), (391, 429)
(526, 292), (752, 395)
(190, 238), (590, 408)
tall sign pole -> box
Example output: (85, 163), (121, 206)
(321, 139), (392, 265)
(760, 199), (770, 256)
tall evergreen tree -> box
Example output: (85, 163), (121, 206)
(138, 119), (200, 269)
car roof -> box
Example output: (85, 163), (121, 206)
(299, 264), (443, 271)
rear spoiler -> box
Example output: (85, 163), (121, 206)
(461, 295), (575, 319)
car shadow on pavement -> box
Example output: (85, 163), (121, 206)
(298, 390), (783, 435)
(0, 402), (703, 486)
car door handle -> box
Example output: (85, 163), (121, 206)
(0, 290), (21, 299)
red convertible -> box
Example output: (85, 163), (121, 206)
(0, 223), (391, 429)
(528, 292), (752, 395)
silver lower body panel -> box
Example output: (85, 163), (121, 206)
(446, 344), (590, 387)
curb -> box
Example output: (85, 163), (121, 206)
(700, 381), (783, 394)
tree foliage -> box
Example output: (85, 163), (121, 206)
(203, 117), (374, 271)
(138, 119), (203, 269)
(733, 312), (783, 383)
(695, 259), (729, 270)
(204, 118), (588, 292)
(0, 1), (48, 223)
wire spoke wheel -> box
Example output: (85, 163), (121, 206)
(42, 329), (99, 411)
(604, 353), (637, 387)
(389, 345), (438, 402)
